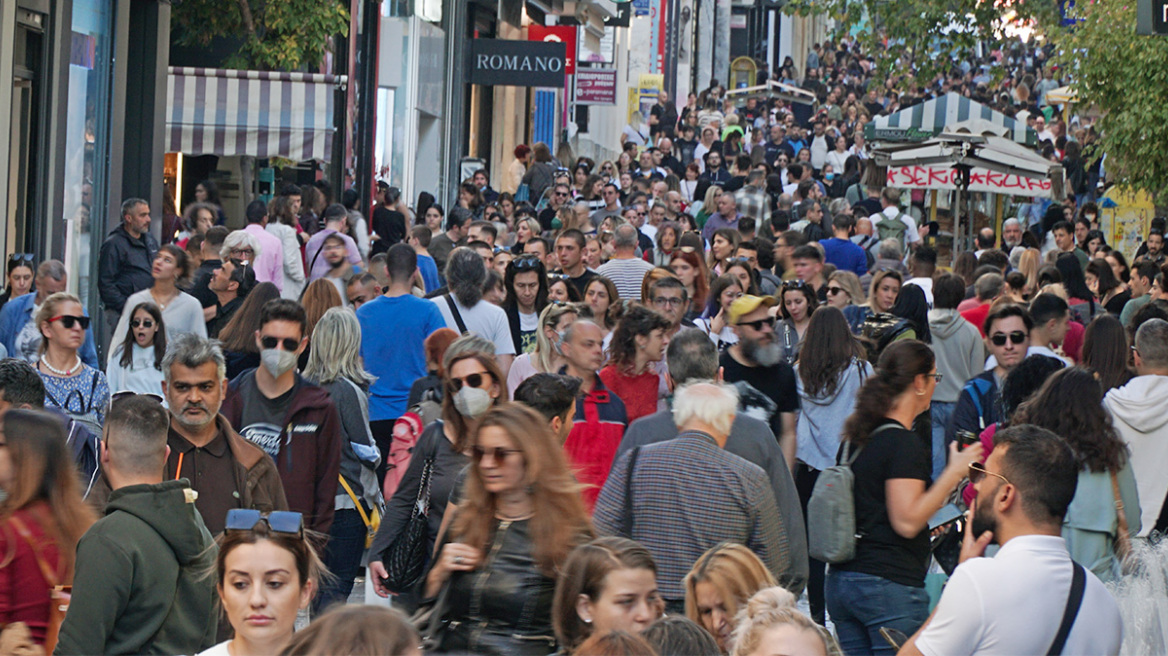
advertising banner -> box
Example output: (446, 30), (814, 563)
(576, 70), (617, 105)
(468, 40), (566, 87)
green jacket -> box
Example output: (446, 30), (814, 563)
(55, 479), (219, 655)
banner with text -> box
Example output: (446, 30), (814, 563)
(468, 39), (566, 87)
(886, 165), (1053, 198)
(576, 70), (617, 105)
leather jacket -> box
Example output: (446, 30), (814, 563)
(435, 519), (558, 656)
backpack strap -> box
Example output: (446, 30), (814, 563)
(443, 295), (469, 335)
(840, 422), (902, 466)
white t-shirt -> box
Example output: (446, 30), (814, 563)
(195, 640), (232, 656)
(870, 205), (922, 245)
(915, 535), (1122, 656)
(904, 277), (934, 307)
(431, 295), (516, 355)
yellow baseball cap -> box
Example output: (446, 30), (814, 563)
(728, 294), (778, 325)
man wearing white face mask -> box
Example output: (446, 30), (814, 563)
(221, 298), (343, 534)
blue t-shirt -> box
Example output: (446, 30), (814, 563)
(357, 293), (447, 421)
(820, 237), (869, 277)
(417, 254), (441, 294)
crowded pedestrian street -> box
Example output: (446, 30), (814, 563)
(0, 0), (1166, 654)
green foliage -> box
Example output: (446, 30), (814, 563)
(173, 0), (349, 71)
(782, 0), (1056, 90)
(1045, 0), (1168, 204)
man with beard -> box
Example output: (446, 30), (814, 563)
(900, 425), (1122, 656)
(720, 295), (800, 469)
(1001, 218), (1023, 252)
(161, 333), (287, 534)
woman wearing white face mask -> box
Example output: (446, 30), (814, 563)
(368, 339), (507, 611)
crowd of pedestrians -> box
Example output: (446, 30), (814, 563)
(0, 34), (1157, 656)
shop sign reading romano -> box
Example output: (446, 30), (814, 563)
(468, 39), (567, 87)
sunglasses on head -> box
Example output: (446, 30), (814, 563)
(261, 336), (301, 351)
(472, 445), (522, 463)
(131, 318), (155, 329)
(548, 273), (570, 281)
(49, 315), (89, 330)
(511, 255), (543, 271)
(8, 253), (33, 263)
(449, 371), (493, 392)
(738, 316), (775, 331)
(782, 279), (808, 290)
(990, 331), (1027, 346)
(111, 391), (164, 404)
(225, 509), (305, 536)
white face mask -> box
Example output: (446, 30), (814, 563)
(453, 386), (493, 419)
(261, 348), (298, 378)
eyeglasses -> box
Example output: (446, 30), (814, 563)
(930, 373), (944, 383)
(230, 248), (254, 256)
(989, 331), (1027, 346)
(261, 336), (301, 351)
(130, 319), (155, 329)
(450, 371), (493, 391)
(738, 317), (775, 331)
(472, 445), (522, 463)
(49, 315), (90, 330)
(511, 255), (543, 271)
(826, 286), (846, 296)
(968, 461), (1010, 487)
(652, 296), (687, 307)
(225, 509), (305, 536)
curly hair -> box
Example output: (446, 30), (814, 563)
(1013, 366), (1129, 473)
(606, 303), (671, 373)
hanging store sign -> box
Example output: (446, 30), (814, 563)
(528, 25), (578, 75)
(468, 39), (567, 87)
(886, 165), (1053, 198)
(576, 70), (618, 105)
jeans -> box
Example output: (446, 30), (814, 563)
(795, 463), (826, 624)
(825, 569), (929, 656)
(313, 508), (367, 613)
(930, 402), (956, 480)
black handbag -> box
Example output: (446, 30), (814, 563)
(380, 455), (436, 592)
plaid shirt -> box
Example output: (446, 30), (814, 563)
(735, 185), (772, 227)
(593, 431), (790, 601)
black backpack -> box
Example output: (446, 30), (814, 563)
(859, 312), (915, 363)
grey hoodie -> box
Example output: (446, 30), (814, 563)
(56, 479), (218, 655)
(1105, 375), (1168, 536)
(928, 308), (986, 403)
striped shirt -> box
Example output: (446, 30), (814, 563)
(597, 257), (656, 300)
(593, 431), (790, 601)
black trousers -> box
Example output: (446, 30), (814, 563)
(795, 462), (827, 625)
(370, 419), (397, 489)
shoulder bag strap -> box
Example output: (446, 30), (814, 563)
(1110, 470), (1132, 562)
(1047, 562), (1087, 656)
(620, 447), (641, 538)
(443, 295), (469, 335)
(8, 515), (59, 587)
(307, 238), (326, 273)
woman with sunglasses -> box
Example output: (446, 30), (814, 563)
(106, 302), (167, 398)
(793, 307), (871, 625)
(1011, 367), (1140, 583)
(0, 408), (96, 648)
(110, 245), (206, 364)
(199, 510), (322, 656)
(777, 281), (819, 366)
(422, 403), (594, 655)
(600, 304), (671, 424)
(825, 340), (983, 655)
(34, 293), (109, 433)
(696, 275), (744, 351)
(0, 254), (34, 316)
(369, 342), (506, 607)
(824, 271), (868, 333)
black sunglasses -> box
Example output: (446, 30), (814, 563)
(548, 273), (570, 281)
(261, 336), (301, 351)
(131, 318), (155, 329)
(225, 509), (304, 536)
(449, 371), (494, 392)
(738, 317), (775, 331)
(826, 286), (846, 296)
(511, 255), (543, 272)
(990, 331), (1027, 346)
(782, 279), (808, 290)
(472, 445), (522, 463)
(49, 315), (90, 330)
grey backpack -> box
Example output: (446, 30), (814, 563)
(807, 422), (899, 564)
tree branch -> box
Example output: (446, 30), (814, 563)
(237, 0), (256, 36)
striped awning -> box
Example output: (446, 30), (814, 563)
(865, 92), (1037, 146)
(166, 67), (345, 161)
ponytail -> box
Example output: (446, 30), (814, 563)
(842, 340), (933, 447)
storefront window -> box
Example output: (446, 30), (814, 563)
(64, 0), (113, 308)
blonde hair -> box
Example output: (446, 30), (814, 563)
(684, 543), (778, 634)
(828, 270), (866, 306)
(35, 292), (84, 355)
(730, 587), (839, 656)
(533, 303), (579, 373)
(1018, 247), (1042, 297)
